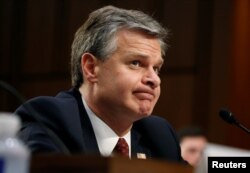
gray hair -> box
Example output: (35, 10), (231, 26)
(71, 5), (169, 88)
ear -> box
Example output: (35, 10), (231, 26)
(81, 53), (98, 83)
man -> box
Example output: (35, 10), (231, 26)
(15, 5), (183, 162)
(177, 126), (208, 166)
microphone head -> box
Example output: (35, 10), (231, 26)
(219, 108), (238, 125)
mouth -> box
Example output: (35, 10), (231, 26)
(133, 90), (155, 101)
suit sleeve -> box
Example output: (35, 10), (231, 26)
(15, 97), (67, 154)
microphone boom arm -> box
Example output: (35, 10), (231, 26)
(219, 108), (250, 135)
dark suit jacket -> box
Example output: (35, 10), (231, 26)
(15, 88), (183, 162)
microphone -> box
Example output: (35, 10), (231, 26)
(0, 80), (70, 154)
(219, 108), (250, 135)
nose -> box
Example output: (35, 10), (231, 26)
(142, 68), (161, 89)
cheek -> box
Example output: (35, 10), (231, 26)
(153, 87), (161, 102)
(115, 72), (140, 87)
(157, 87), (161, 96)
(102, 74), (131, 96)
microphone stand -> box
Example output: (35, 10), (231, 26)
(235, 122), (250, 135)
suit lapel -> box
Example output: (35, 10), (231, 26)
(70, 88), (100, 155)
(131, 127), (152, 159)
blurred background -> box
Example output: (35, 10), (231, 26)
(1, 0), (250, 150)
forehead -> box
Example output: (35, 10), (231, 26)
(117, 29), (161, 50)
(115, 29), (163, 60)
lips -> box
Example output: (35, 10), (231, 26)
(133, 89), (155, 100)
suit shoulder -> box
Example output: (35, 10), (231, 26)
(16, 89), (76, 110)
(134, 115), (178, 141)
(14, 89), (79, 122)
(136, 115), (172, 128)
(133, 115), (182, 162)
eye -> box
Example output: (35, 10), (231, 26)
(153, 66), (161, 75)
(131, 60), (141, 67)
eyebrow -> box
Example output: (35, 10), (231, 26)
(126, 52), (164, 65)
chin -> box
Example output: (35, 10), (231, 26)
(138, 110), (152, 117)
(139, 106), (153, 114)
(133, 114), (149, 122)
(131, 102), (153, 118)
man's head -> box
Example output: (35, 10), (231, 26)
(178, 127), (208, 167)
(71, 6), (169, 131)
(71, 5), (168, 88)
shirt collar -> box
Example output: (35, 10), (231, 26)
(81, 96), (131, 157)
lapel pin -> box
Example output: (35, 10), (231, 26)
(136, 153), (146, 159)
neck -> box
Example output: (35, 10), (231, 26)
(98, 113), (133, 136)
(79, 86), (133, 136)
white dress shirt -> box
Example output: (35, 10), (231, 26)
(81, 97), (131, 157)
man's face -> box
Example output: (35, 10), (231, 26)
(180, 136), (207, 167)
(94, 29), (163, 122)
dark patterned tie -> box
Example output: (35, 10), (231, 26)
(113, 138), (129, 157)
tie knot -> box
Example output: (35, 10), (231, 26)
(113, 138), (129, 157)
